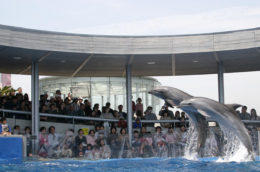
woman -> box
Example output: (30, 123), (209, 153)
(250, 109), (259, 120)
(38, 127), (49, 157)
(107, 127), (119, 158)
(165, 127), (179, 157)
(118, 128), (130, 158)
(86, 130), (96, 146)
(99, 139), (111, 159)
(75, 129), (87, 148)
(160, 111), (171, 130)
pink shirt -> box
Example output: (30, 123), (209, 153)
(135, 103), (143, 114)
(86, 135), (96, 146)
(165, 133), (178, 144)
(39, 133), (48, 146)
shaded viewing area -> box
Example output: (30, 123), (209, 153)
(0, 24), (260, 159)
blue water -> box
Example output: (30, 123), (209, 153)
(1, 157), (260, 172)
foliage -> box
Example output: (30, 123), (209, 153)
(0, 86), (16, 95)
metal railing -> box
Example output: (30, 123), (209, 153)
(0, 108), (260, 124)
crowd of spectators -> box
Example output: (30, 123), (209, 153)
(0, 88), (259, 124)
(0, 87), (260, 159)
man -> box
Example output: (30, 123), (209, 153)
(118, 105), (127, 119)
(144, 106), (157, 128)
(105, 102), (114, 114)
(159, 105), (174, 119)
(0, 117), (11, 135)
(48, 126), (60, 157)
(239, 106), (251, 120)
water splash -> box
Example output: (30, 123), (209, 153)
(216, 126), (253, 162)
(184, 122), (199, 160)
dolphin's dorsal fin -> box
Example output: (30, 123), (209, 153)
(225, 104), (242, 111)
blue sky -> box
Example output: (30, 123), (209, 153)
(1, 0), (260, 114)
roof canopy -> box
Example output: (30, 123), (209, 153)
(0, 25), (260, 77)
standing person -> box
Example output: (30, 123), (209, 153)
(250, 109), (259, 120)
(159, 105), (174, 119)
(132, 96), (136, 117)
(118, 105), (127, 119)
(144, 106), (157, 129)
(239, 106), (251, 120)
(135, 98), (143, 116)
(100, 107), (115, 119)
(105, 102), (114, 114)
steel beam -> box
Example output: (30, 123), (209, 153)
(217, 62), (225, 103)
(126, 64), (133, 147)
(31, 60), (39, 153)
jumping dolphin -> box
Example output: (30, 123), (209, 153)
(148, 86), (208, 155)
(149, 86), (243, 157)
(179, 97), (254, 160)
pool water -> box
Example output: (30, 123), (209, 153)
(1, 157), (260, 172)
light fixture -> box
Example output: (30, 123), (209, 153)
(13, 56), (22, 60)
(147, 61), (156, 65)
(193, 60), (199, 63)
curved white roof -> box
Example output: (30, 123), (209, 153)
(0, 25), (260, 76)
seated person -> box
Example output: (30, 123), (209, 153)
(0, 117), (11, 136)
(75, 129), (87, 149)
(99, 139), (111, 159)
(60, 130), (74, 158)
(86, 130), (96, 146)
(133, 118), (142, 129)
(140, 132), (155, 157)
(132, 130), (141, 158)
(117, 117), (127, 129)
(84, 144), (94, 160)
(48, 126), (60, 157)
(160, 111), (171, 131)
(38, 127), (49, 157)
(24, 126), (33, 157)
(13, 125), (21, 135)
(76, 143), (86, 158)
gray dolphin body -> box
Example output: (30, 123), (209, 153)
(179, 97), (254, 160)
(148, 86), (208, 153)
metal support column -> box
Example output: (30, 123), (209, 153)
(31, 60), (39, 153)
(217, 62), (225, 104)
(126, 64), (133, 147)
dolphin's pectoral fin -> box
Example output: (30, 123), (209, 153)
(197, 109), (210, 118)
(165, 99), (176, 107)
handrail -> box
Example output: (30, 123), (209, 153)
(0, 108), (31, 115)
(1, 108), (260, 124)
